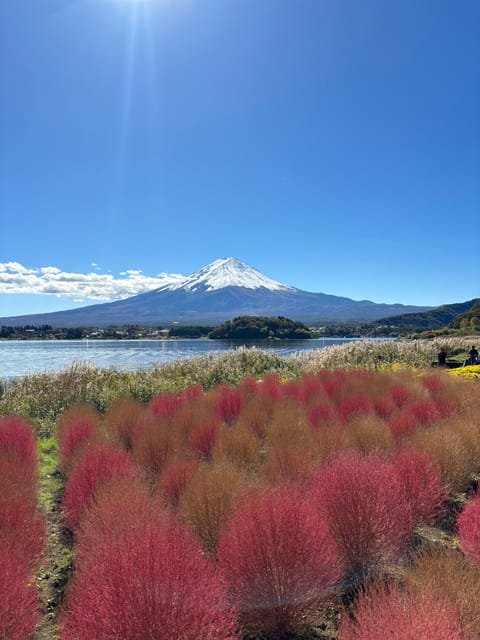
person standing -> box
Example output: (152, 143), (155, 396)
(468, 345), (479, 365)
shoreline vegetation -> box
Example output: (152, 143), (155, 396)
(1, 336), (477, 438)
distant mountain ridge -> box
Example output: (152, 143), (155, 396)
(369, 298), (480, 332)
(0, 257), (431, 327)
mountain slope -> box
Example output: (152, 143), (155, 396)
(368, 299), (480, 332)
(0, 258), (431, 327)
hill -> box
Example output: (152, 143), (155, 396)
(365, 299), (480, 335)
(209, 316), (314, 340)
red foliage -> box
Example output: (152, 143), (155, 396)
(63, 443), (138, 531)
(307, 403), (334, 428)
(214, 385), (244, 424)
(389, 384), (410, 408)
(259, 375), (282, 400)
(182, 384), (204, 402)
(337, 395), (373, 422)
(59, 420), (100, 475)
(0, 495), (45, 567)
(238, 377), (259, 396)
(61, 510), (237, 640)
(421, 374), (445, 395)
(189, 420), (220, 459)
(0, 455), (38, 498)
(458, 495), (480, 566)
(312, 451), (414, 583)
(158, 458), (199, 508)
(218, 486), (342, 637)
(408, 400), (440, 427)
(388, 412), (418, 440)
(318, 370), (345, 397)
(148, 392), (186, 420)
(0, 548), (39, 640)
(393, 449), (446, 525)
(373, 398), (395, 420)
(279, 381), (304, 403)
(337, 582), (462, 640)
(0, 414), (38, 469)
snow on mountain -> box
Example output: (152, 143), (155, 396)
(156, 258), (296, 293)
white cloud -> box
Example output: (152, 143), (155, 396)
(0, 262), (185, 301)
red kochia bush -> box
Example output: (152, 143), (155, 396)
(59, 420), (100, 475)
(393, 448), (446, 525)
(148, 392), (186, 420)
(189, 421), (220, 459)
(217, 487), (342, 637)
(458, 495), (480, 566)
(0, 496), (45, 567)
(337, 582), (462, 640)
(61, 511), (237, 640)
(0, 547), (39, 640)
(214, 385), (244, 424)
(63, 443), (138, 531)
(312, 451), (414, 584)
(0, 455), (38, 498)
(337, 395), (373, 422)
(158, 458), (199, 508)
(0, 415), (38, 469)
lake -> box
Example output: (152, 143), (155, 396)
(0, 338), (360, 379)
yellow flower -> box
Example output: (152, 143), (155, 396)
(447, 365), (480, 379)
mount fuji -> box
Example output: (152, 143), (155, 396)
(0, 258), (430, 327)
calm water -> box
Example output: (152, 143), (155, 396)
(0, 338), (360, 379)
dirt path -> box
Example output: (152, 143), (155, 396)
(36, 439), (72, 640)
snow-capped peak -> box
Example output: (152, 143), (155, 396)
(156, 258), (296, 293)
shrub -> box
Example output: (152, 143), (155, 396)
(104, 396), (146, 451)
(157, 458), (199, 509)
(343, 416), (393, 455)
(307, 403), (334, 428)
(388, 412), (418, 440)
(406, 548), (480, 639)
(409, 427), (474, 493)
(407, 399), (441, 427)
(458, 495), (480, 566)
(262, 442), (317, 487)
(212, 424), (260, 472)
(337, 582), (462, 640)
(63, 443), (138, 531)
(56, 403), (100, 441)
(0, 451), (38, 498)
(148, 392), (186, 420)
(188, 420), (220, 460)
(0, 495), (45, 568)
(61, 511), (237, 640)
(59, 419), (100, 475)
(373, 397), (395, 420)
(213, 385), (244, 424)
(72, 479), (163, 570)
(180, 463), (249, 553)
(0, 414), (38, 469)
(237, 397), (272, 440)
(132, 420), (181, 477)
(337, 395), (373, 422)
(0, 548), (39, 640)
(393, 448), (446, 525)
(312, 451), (414, 584)
(389, 384), (410, 408)
(218, 486), (341, 637)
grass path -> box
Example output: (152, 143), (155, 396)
(36, 439), (72, 640)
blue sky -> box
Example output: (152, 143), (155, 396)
(1, 0), (479, 317)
